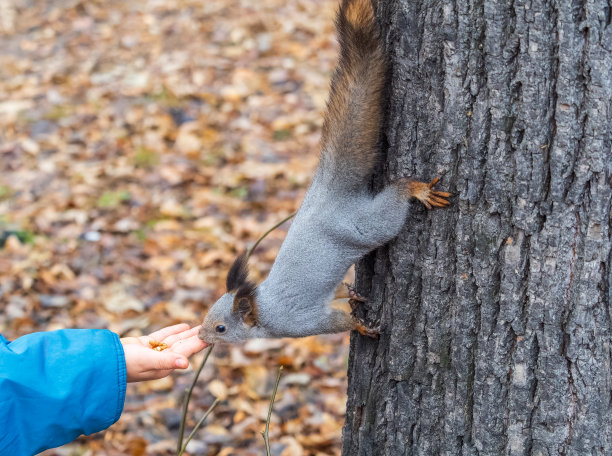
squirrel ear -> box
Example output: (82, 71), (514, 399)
(233, 296), (258, 327)
(226, 253), (249, 292)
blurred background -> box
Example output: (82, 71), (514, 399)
(0, 0), (349, 454)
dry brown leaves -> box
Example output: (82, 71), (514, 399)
(0, 0), (349, 454)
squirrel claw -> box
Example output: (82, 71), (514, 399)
(343, 282), (367, 304)
(406, 176), (451, 209)
(344, 284), (376, 337)
(355, 323), (380, 338)
(349, 298), (365, 312)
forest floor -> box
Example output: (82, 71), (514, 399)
(0, 0), (348, 454)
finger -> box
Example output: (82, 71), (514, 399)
(131, 369), (173, 382)
(432, 191), (451, 197)
(161, 353), (189, 370)
(163, 326), (201, 345)
(429, 195), (450, 206)
(140, 350), (189, 371)
(169, 336), (209, 357)
(148, 369), (173, 380)
(148, 323), (191, 341)
(428, 177), (440, 188)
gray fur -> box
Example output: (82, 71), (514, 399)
(254, 174), (412, 337)
(199, 170), (414, 344)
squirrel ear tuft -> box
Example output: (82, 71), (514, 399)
(226, 253), (249, 292)
(233, 295), (258, 327)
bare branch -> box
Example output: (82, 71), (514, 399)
(177, 344), (214, 454)
(178, 397), (220, 456)
(261, 365), (284, 456)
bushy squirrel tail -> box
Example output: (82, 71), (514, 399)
(318, 0), (385, 190)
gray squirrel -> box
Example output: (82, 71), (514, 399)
(199, 0), (450, 344)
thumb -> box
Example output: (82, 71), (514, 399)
(153, 351), (189, 370)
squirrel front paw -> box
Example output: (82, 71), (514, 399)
(405, 177), (451, 209)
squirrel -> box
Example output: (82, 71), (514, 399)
(199, 0), (450, 344)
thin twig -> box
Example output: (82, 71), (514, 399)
(177, 344), (214, 454)
(246, 212), (296, 259)
(261, 365), (284, 456)
(177, 200), (292, 454)
(178, 397), (220, 456)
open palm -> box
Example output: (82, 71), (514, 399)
(121, 324), (208, 382)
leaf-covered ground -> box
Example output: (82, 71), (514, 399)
(0, 0), (349, 454)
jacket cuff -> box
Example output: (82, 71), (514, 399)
(110, 331), (127, 427)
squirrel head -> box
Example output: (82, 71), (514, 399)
(199, 254), (260, 344)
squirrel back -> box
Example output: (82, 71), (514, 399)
(317, 0), (386, 191)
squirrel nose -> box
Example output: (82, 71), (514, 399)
(198, 326), (209, 343)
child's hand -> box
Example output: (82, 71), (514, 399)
(121, 324), (208, 382)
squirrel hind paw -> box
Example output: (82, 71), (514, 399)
(343, 282), (367, 304)
(405, 177), (451, 209)
(354, 323), (380, 338)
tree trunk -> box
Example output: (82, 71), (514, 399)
(343, 0), (611, 455)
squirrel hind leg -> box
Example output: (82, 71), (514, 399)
(403, 177), (451, 209)
(329, 297), (378, 338)
(347, 284), (366, 303)
(334, 282), (367, 303)
(347, 293), (378, 338)
(354, 322), (380, 338)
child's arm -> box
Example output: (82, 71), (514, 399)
(0, 324), (206, 454)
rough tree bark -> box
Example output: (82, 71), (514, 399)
(343, 0), (611, 455)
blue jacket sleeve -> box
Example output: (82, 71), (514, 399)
(0, 329), (127, 456)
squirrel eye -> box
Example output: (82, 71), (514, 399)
(215, 324), (226, 334)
